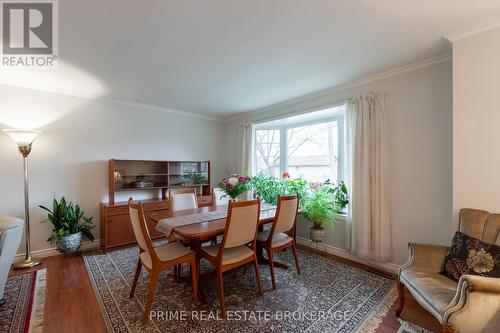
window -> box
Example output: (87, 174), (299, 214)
(253, 105), (345, 183)
(254, 129), (281, 177)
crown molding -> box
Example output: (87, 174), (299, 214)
(445, 17), (500, 43)
(96, 97), (221, 121)
(0, 80), (222, 122)
(225, 53), (452, 122)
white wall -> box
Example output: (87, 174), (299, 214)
(1, 60), (455, 264)
(0, 85), (226, 254)
(452, 28), (500, 228)
(224, 60), (453, 264)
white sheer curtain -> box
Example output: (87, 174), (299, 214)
(345, 91), (392, 262)
(239, 121), (254, 176)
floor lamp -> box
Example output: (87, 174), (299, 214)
(3, 129), (42, 269)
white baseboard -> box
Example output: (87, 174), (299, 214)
(14, 239), (101, 262)
(296, 236), (399, 274)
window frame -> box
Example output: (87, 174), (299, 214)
(253, 113), (345, 182)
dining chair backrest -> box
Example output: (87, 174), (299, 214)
(128, 198), (152, 253)
(169, 188), (198, 211)
(212, 187), (230, 206)
(222, 199), (260, 249)
(273, 194), (299, 234)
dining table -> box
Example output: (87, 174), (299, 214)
(149, 203), (290, 270)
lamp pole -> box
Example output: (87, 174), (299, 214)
(3, 129), (42, 269)
(18, 143), (40, 268)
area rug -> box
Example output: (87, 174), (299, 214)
(397, 318), (434, 333)
(0, 268), (46, 333)
(83, 247), (396, 333)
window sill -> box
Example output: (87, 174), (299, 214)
(336, 213), (347, 221)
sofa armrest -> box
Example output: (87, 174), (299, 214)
(443, 275), (500, 333)
(399, 242), (449, 275)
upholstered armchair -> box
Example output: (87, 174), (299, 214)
(397, 208), (500, 333)
(0, 217), (24, 306)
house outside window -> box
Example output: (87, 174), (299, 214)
(254, 104), (345, 183)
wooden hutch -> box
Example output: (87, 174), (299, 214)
(100, 159), (213, 251)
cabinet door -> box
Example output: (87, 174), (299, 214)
(106, 214), (136, 247)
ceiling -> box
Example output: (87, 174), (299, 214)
(6, 1), (500, 119)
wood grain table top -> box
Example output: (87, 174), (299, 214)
(150, 204), (276, 240)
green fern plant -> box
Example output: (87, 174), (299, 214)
(302, 187), (338, 229)
(39, 197), (95, 243)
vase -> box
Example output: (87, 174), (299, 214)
(309, 227), (325, 242)
(55, 231), (82, 254)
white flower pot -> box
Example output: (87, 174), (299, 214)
(309, 227), (325, 242)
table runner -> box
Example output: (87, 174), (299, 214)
(156, 204), (276, 237)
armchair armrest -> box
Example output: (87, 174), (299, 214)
(399, 242), (449, 275)
(443, 275), (500, 333)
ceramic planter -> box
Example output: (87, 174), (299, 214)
(55, 231), (82, 254)
(309, 226), (325, 242)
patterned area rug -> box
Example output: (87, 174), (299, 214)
(83, 247), (396, 333)
(397, 318), (433, 333)
(0, 268), (46, 333)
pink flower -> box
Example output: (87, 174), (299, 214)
(238, 176), (245, 183)
(310, 182), (320, 190)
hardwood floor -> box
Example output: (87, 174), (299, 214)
(9, 254), (107, 333)
(9, 251), (441, 333)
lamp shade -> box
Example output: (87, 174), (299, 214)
(2, 129), (41, 146)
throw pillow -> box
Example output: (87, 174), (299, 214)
(442, 231), (500, 282)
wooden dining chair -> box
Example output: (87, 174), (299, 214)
(212, 187), (230, 206)
(128, 198), (198, 323)
(257, 194), (301, 290)
(169, 188), (198, 211)
(198, 198), (264, 317)
(168, 188), (204, 279)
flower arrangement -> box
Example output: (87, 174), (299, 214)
(218, 174), (252, 200)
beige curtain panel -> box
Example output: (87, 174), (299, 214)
(346, 91), (392, 262)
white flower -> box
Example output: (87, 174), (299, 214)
(227, 177), (239, 186)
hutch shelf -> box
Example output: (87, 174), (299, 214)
(100, 159), (213, 251)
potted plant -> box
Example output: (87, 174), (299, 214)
(334, 181), (349, 213)
(250, 172), (282, 205)
(218, 174), (252, 200)
(39, 197), (95, 254)
(250, 171), (309, 207)
(302, 186), (338, 242)
(324, 180), (349, 214)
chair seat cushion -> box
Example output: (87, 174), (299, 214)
(443, 231), (500, 282)
(401, 267), (457, 320)
(201, 244), (254, 265)
(140, 241), (192, 269)
(257, 229), (293, 248)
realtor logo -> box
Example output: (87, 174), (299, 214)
(1, 0), (58, 67)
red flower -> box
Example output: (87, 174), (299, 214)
(238, 176), (245, 183)
(282, 172), (290, 179)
